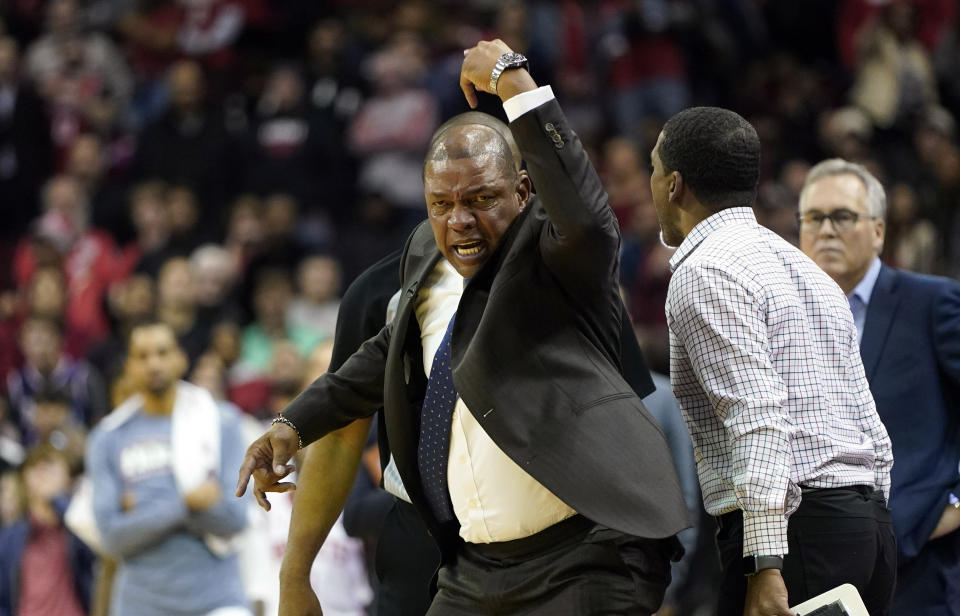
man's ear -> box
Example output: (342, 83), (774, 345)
(516, 170), (532, 210)
(873, 217), (886, 254)
(668, 171), (684, 203)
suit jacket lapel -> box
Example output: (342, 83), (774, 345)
(384, 225), (442, 504)
(861, 265), (902, 381)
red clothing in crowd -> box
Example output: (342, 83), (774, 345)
(13, 230), (128, 356)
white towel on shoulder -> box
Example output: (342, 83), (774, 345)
(67, 382), (240, 557)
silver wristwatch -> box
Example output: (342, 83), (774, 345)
(489, 52), (529, 95)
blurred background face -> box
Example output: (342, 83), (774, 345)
(210, 322), (241, 366)
(254, 276), (292, 326)
(130, 183), (171, 241)
(46, 0), (79, 36)
(22, 452), (71, 503)
(67, 134), (105, 186)
(167, 186), (199, 235)
(127, 325), (185, 396)
(43, 175), (89, 233)
(263, 193), (298, 238)
(799, 174), (885, 288)
(28, 267), (66, 318)
(157, 258), (195, 309)
(191, 247), (235, 308)
(190, 352), (226, 399)
(34, 400), (70, 436)
(298, 256), (340, 303)
(168, 61), (205, 112)
(0, 37), (19, 83)
(267, 340), (304, 395)
(20, 319), (62, 372)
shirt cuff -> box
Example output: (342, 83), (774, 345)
(503, 85), (555, 123)
(742, 512), (789, 557)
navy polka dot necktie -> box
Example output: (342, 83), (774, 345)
(417, 314), (458, 524)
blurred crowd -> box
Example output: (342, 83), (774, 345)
(0, 0), (959, 614)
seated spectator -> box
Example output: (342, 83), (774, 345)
(348, 33), (437, 230)
(0, 36), (54, 242)
(66, 133), (130, 245)
(0, 444), (95, 616)
(167, 184), (205, 253)
(6, 316), (109, 439)
(156, 256), (209, 362)
(31, 385), (85, 473)
(287, 254), (342, 340)
(18, 265), (86, 359)
(223, 194), (266, 275)
(86, 273), (156, 389)
(884, 181), (939, 273)
(131, 59), (236, 219)
(13, 174), (126, 354)
(850, 0), (939, 129)
(190, 243), (242, 328)
(243, 66), (322, 206)
(238, 269), (322, 375)
(121, 180), (178, 278)
(23, 0), (133, 157)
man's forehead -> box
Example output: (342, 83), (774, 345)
(132, 326), (176, 348)
(803, 174), (868, 209)
(424, 153), (503, 183)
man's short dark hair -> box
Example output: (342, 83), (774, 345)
(660, 107), (760, 211)
(126, 319), (179, 352)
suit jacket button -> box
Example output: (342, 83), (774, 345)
(545, 122), (555, 131)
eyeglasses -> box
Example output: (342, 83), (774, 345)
(797, 209), (876, 232)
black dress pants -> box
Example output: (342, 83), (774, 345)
(374, 498), (441, 616)
(425, 515), (681, 616)
(716, 485), (897, 616)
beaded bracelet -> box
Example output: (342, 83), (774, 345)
(271, 415), (303, 450)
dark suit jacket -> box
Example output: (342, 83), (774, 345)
(862, 264), (960, 559)
(284, 99), (689, 561)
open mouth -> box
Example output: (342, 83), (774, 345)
(454, 241), (484, 257)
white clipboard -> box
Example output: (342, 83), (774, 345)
(791, 584), (869, 616)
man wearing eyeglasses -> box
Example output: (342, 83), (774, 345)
(799, 158), (960, 616)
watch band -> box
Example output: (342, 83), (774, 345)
(489, 52), (529, 95)
(743, 555), (784, 576)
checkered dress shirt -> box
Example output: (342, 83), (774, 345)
(666, 207), (893, 557)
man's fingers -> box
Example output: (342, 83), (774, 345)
(263, 481), (297, 494)
(235, 457), (256, 497)
(271, 446), (294, 476)
(460, 77), (478, 109)
(254, 486), (271, 512)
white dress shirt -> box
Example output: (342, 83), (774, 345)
(666, 207), (893, 557)
(416, 259), (575, 543)
(848, 256), (882, 342)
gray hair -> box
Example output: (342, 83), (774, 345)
(189, 244), (233, 273)
(800, 158), (886, 221)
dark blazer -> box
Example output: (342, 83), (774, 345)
(861, 264), (960, 559)
(284, 99), (689, 560)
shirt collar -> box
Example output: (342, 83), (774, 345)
(849, 256), (882, 306)
(669, 207), (758, 272)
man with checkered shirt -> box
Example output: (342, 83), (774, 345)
(650, 107), (896, 616)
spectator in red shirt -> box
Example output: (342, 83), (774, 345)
(0, 445), (95, 616)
